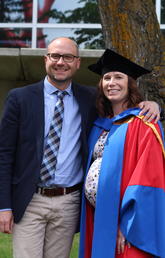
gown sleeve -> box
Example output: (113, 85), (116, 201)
(120, 118), (165, 257)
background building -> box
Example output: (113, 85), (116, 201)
(0, 0), (164, 112)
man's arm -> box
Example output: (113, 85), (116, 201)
(0, 90), (19, 233)
(138, 101), (160, 123)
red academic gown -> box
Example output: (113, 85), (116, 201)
(79, 109), (165, 258)
(117, 117), (165, 257)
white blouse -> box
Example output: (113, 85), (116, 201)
(85, 131), (109, 207)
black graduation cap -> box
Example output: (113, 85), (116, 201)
(88, 49), (151, 80)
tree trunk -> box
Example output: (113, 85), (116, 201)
(97, 0), (165, 123)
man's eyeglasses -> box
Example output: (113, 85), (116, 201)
(47, 53), (79, 63)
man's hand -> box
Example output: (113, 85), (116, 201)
(138, 101), (160, 123)
(0, 210), (13, 234)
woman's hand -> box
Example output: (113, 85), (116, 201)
(117, 229), (131, 254)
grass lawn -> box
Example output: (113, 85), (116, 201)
(70, 233), (80, 258)
(0, 232), (79, 258)
(0, 233), (12, 258)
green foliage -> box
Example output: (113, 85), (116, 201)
(72, 28), (104, 49)
(53, 0), (104, 49)
(38, 9), (65, 23)
(61, 0), (100, 23)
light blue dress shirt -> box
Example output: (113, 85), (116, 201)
(39, 77), (83, 187)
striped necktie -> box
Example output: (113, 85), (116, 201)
(40, 90), (67, 182)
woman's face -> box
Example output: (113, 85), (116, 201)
(102, 71), (129, 105)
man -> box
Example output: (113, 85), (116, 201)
(0, 37), (160, 258)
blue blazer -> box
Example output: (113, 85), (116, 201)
(0, 80), (97, 222)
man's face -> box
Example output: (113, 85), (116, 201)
(45, 38), (81, 89)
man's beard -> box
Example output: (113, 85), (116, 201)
(48, 73), (70, 84)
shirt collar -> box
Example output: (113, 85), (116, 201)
(44, 76), (72, 96)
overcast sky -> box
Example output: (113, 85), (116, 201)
(39, 0), (83, 12)
(54, 0), (83, 12)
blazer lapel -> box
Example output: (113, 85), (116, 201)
(31, 81), (45, 165)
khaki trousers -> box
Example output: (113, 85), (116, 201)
(13, 190), (80, 258)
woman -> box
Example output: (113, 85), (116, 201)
(79, 49), (165, 258)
